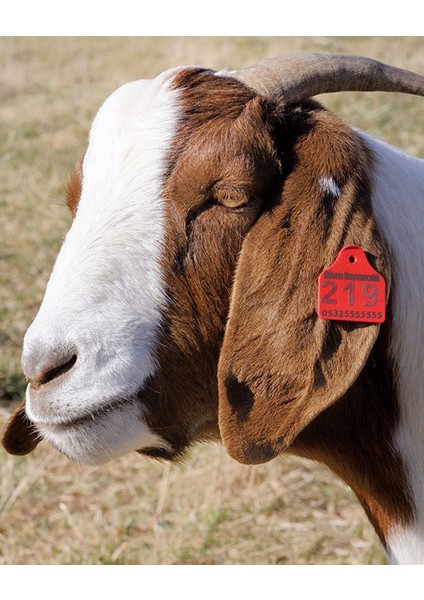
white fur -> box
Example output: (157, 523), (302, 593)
(23, 68), (182, 464)
(387, 527), (424, 565)
(36, 396), (171, 465)
(318, 175), (341, 198)
(362, 132), (424, 564)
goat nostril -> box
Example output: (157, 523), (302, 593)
(29, 354), (78, 389)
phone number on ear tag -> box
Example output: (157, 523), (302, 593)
(317, 246), (386, 324)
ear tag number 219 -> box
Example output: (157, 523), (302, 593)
(318, 245), (386, 324)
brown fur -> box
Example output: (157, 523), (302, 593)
(66, 156), (84, 217)
(218, 106), (390, 457)
(140, 70), (282, 458)
(291, 317), (413, 544)
(1, 68), (414, 547)
(2, 401), (40, 455)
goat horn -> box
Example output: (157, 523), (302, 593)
(229, 53), (424, 102)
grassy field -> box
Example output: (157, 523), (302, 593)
(1, 36), (423, 565)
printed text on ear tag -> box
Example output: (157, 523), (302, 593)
(318, 245), (386, 324)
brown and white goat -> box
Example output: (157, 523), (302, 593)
(3, 53), (424, 564)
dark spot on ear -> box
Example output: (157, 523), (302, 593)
(313, 360), (326, 389)
(279, 208), (293, 230)
(321, 190), (337, 217)
(244, 440), (278, 464)
(301, 312), (316, 336)
(317, 190), (339, 241)
(321, 324), (343, 362)
(225, 372), (254, 422)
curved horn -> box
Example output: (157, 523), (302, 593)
(229, 53), (424, 103)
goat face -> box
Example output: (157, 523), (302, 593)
(2, 67), (389, 467)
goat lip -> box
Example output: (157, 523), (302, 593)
(33, 397), (140, 431)
(40, 413), (100, 432)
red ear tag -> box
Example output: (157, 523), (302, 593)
(318, 245), (386, 323)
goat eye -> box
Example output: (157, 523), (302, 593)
(215, 187), (249, 209)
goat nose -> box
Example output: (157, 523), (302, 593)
(23, 347), (78, 390)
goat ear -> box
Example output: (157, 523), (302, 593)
(217, 103), (391, 464)
(1, 401), (40, 455)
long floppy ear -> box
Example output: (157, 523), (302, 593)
(1, 401), (40, 455)
(218, 101), (391, 464)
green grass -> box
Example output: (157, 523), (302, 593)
(1, 36), (423, 565)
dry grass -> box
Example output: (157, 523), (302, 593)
(1, 36), (423, 565)
(0, 414), (383, 565)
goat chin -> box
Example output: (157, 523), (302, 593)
(34, 398), (171, 465)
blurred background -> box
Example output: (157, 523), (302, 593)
(1, 36), (423, 564)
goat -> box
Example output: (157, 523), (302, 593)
(2, 53), (424, 564)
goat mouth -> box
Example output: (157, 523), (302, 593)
(34, 396), (140, 432)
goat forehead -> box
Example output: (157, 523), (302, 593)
(82, 71), (181, 202)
